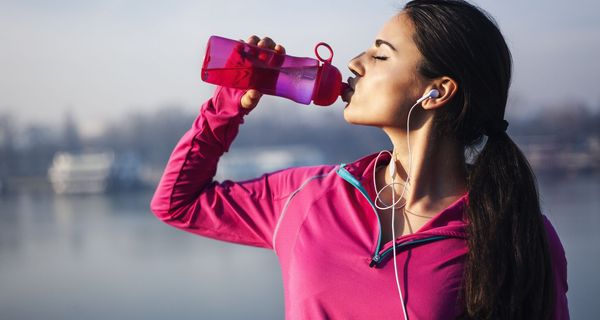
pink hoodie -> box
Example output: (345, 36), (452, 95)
(150, 86), (569, 319)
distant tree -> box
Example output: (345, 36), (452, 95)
(14, 123), (58, 177)
(91, 105), (193, 167)
(0, 112), (16, 179)
(62, 110), (82, 152)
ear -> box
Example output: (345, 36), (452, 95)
(421, 76), (458, 110)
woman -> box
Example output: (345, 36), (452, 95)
(151, 0), (569, 319)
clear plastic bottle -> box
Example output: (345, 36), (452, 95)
(201, 35), (347, 106)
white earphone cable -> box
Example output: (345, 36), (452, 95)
(373, 91), (435, 320)
(373, 154), (406, 210)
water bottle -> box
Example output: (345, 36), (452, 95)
(201, 35), (348, 106)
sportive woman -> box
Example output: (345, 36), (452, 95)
(151, 1), (569, 318)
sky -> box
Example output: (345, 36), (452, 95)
(1, 0), (599, 136)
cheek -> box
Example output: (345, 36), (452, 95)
(343, 67), (418, 125)
(354, 72), (400, 106)
(365, 73), (412, 113)
(369, 68), (412, 98)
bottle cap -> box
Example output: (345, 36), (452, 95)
(312, 43), (343, 106)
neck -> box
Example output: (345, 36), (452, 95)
(377, 119), (468, 217)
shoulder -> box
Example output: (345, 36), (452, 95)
(248, 163), (339, 201)
(542, 215), (567, 261)
(273, 163), (339, 184)
(541, 215), (569, 291)
(260, 151), (381, 201)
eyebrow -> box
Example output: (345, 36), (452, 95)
(375, 39), (397, 51)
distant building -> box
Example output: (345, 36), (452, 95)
(48, 151), (140, 194)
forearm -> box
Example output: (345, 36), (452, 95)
(150, 86), (248, 219)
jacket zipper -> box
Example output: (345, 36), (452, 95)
(336, 165), (448, 268)
(370, 235), (448, 268)
(336, 165), (383, 264)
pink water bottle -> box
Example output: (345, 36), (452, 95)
(201, 35), (348, 106)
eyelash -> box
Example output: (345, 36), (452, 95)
(371, 55), (388, 61)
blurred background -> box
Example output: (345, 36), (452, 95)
(1, 0), (598, 319)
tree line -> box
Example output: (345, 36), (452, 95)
(0, 100), (598, 189)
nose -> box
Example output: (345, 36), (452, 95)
(348, 51), (365, 77)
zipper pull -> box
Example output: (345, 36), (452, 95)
(369, 255), (381, 268)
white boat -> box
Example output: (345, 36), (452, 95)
(48, 151), (115, 194)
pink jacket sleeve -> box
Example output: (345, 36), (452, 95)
(150, 86), (297, 249)
(543, 216), (570, 320)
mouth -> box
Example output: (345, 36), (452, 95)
(341, 77), (356, 103)
(347, 77), (357, 90)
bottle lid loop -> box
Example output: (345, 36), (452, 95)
(314, 42), (334, 64)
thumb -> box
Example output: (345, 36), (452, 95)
(240, 89), (263, 110)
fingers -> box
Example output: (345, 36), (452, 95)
(241, 89), (262, 110)
(274, 44), (286, 55)
(257, 37), (276, 50)
(246, 35), (260, 45)
(244, 35), (285, 54)
(239, 35), (286, 111)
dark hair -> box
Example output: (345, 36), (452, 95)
(403, 1), (554, 319)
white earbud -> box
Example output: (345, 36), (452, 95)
(416, 89), (440, 104)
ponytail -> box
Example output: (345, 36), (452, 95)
(462, 132), (554, 319)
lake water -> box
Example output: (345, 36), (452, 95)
(0, 175), (598, 319)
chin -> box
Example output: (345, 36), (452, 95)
(343, 107), (380, 127)
(342, 104), (360, 124)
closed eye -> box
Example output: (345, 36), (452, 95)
(372, 55), (388, 61)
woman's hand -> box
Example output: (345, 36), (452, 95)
(240, 35), (286, 111)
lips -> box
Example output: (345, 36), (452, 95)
(347, 77), (356, 91)
(341, 85), (354, 103)
(341, 77), (356, 103)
